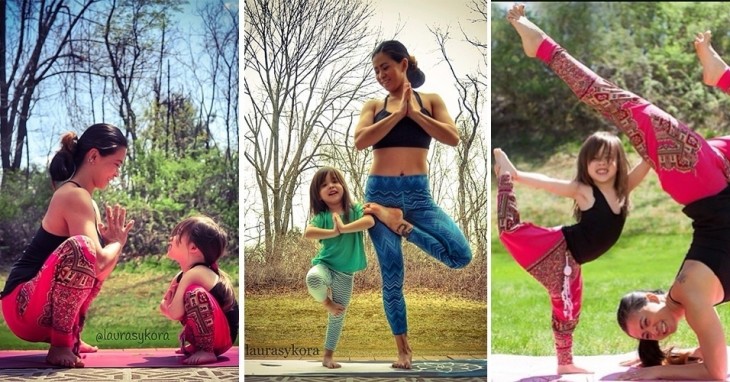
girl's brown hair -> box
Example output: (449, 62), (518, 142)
(172, 215), (236, 311)
(573, 131), (630, 220)
(308, 167), (354, 222)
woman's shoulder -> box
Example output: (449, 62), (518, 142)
(49, 184), (93, 211)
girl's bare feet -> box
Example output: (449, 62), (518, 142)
(506, 4), (547, 58)
(47, 345), (84, 368)
(78, 340), (98, 353)
(176, 343), (195, 355)
(363, 203), (413, 238)
(182, 350), (217, 365)
(322, 350), (341, 368)
(694, 30), (728, 87)
(493, 148), (517, 177)
(323, 297), (345, 316)
(391, 334), (413, 369)
(558, 363), (592, 375)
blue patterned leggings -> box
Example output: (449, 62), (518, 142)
(365, 175), (472, 335)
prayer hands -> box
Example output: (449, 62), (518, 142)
(332, 212), (345, 235)
(98, 204), (135, 247)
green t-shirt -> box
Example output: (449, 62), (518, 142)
(310, 203), (367, 273)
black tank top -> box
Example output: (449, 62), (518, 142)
(177, 264), (239, 342)
(372, 92), (432, 149)
(561, 185), (626, 264)
(681, 185), (730, 304)
(1, 181), (104, 298)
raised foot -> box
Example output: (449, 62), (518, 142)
(506, 3), (547, 58)
(47, 346), (84, 368)
(363, 203), (412, 238)
(694, 30), (728, 87)
(182, 350), (218, 365)
(323, 297), (345, 316)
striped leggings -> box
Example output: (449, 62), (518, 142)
(306, 264), (354, 351)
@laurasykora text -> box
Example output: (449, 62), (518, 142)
(245, 344), (320, 358)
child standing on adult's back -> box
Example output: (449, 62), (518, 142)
(304, 166), (375, 369)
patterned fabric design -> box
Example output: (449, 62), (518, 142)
(527, 241), (582, 366)
(37, 236), (97, 348)
(182, 288), (216, 353)
(365, 175), (472, 335)
(497, 174), (520, 232)
(544, 38), (730, 205)
(305, 264), (354, 351)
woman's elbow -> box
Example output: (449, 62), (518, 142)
(354, 136), (369, 151)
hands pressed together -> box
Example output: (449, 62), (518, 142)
(98, 204), (135, 247)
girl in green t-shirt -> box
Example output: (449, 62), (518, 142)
(304, 167), (375, 368)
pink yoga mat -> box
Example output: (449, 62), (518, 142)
(0, 347), (239, 368)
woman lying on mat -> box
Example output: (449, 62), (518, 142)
(508, 3), (730, 380)
(0, 123), (134, 367)
(159, 215), (238, 365)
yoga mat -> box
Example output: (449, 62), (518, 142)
(490, 351), (730, 381)
(244, 358), (487, 378)
(0, 347), (238, 368)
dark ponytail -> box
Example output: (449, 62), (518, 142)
(49, 123), (127, 185)
(372, 40), (426, 88)
(638, 339), (666, 366)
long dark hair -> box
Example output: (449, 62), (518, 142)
(172, 215), (236, 311)
(617, 290), (695, 367)
(372, 40), (426, 88)
(49, 123), (127, 185)
(308, 167), (353, 222)
(573, 131), (630, 220)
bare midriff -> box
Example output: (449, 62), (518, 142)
(370, 147), (429, 176)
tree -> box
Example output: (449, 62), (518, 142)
(0, 0), (100, 186)
(243, 0), (378, 253)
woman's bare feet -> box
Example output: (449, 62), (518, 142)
(493, 148), (517, 177)
(694, 30), (728, 87)
(182, 350), (218, 365)
(506, 3), (547, 58)
(322, 350), (341, 368)
(558, 363), (592, 375)
(392, 334), (413, 369)
(47, 345), (84, 368)
(78, 340), (98, 353)
(363, 203), (413, 238)
(323, 297), (345, 316)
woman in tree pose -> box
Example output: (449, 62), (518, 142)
(1, 123), (134, 367)
(508, 3), (730, 380)
(354, 40), (472, 369)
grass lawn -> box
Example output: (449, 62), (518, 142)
(490, 150), (730, 356)
(0, 255), (240, 350)
(244, 290), (487, 360)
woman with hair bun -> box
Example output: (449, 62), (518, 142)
(1, 123), (135, 367)
(353, 40), (473, 369)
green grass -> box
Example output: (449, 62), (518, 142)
(0, 255), (239, 350)
(490, 151), (728, 356)
(244, 290), (487, 359)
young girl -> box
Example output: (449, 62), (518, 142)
(507, 4), (730, 379)
(303, 167), (375, 369)
(159, 215), (238, 365)
(494, 131), (650, 374)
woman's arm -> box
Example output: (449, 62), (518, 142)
(627, 159), (652, 193)
(409, 92), (460, 146)
(683, 303), (727, 380)
(354, 99), (404, 150)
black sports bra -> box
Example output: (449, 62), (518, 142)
(372, 92), (432, 149)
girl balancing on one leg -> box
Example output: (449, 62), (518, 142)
(0, 123), (134, 368)
(508, 4), (730, 380)
(494, 133), (650, 375)
(303, 167), (375, 369)
(159, 215), (238, 365)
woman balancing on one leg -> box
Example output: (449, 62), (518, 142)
(159, 215), (238, 365)
(494, 135), (649, 374)
(354, 40), (473, 369)
(508, 4), (730, 380)
(0, 123), (134, 367)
